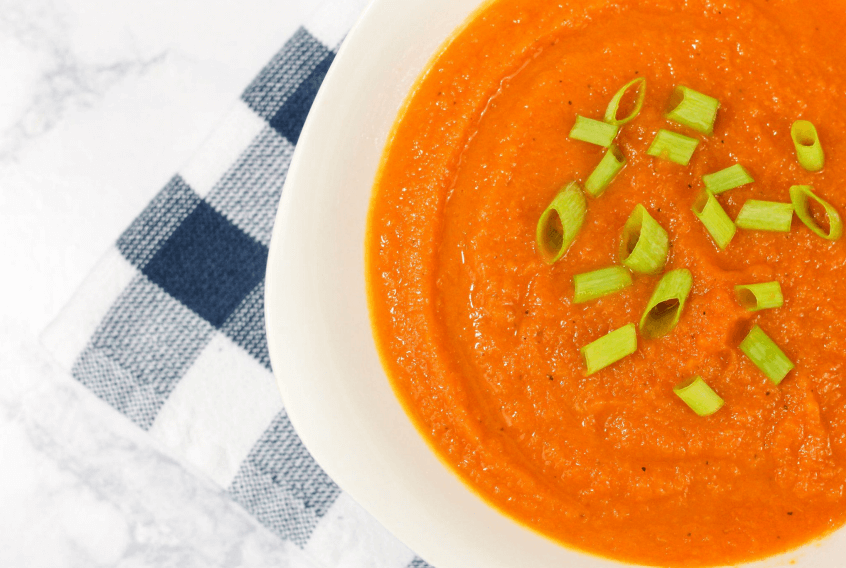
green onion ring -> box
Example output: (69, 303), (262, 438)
(619, 204), (669, 274)
(639, 269), (693, 339)
(604, 77), (647, 126)
(536, 182), (587, 263)
(790, 185), (843, 241)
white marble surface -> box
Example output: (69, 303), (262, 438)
(0, 0), (340, 565)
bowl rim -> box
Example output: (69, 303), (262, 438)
(263, 1), (607, 566)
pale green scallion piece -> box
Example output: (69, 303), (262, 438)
(647, 129), (699, 166)
(702, 164), (754, 194)
(573, 266), (633, 304)
(789, 185), (843, 241)
(674, 376), (724, 416)
(581, 323), (637, 375)
(639, 269), (692, 339)
(791, 120), (824, 172)
(735, 200), (794, 232)
(569, 115), (619, 147)
(739, 325), (794, 385)
(665, 85), (720, 135)
(692, 190), (736, 249)
(604, 77), (647, 126)
(536, 182), (587, 263)
(734, 282), (783, 312)
(619, 204), (669, 274)
(585, 145), (626, 198)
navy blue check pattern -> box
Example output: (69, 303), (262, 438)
(61, 21), (432, 568)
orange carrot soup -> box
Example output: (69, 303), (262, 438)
(366, 0), (846, 565)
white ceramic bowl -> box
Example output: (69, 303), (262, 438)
(264, 1), (846, 566)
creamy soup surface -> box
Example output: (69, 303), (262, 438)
(367, 0), (846, 564)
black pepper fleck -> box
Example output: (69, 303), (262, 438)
(642, 467), (646, 472)
(788, 511), (793, 515)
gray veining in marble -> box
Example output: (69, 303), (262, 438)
(0, 0), (332, 565)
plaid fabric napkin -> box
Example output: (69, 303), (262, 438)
(43, 2), (432, 567)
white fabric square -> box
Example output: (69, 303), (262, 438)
(306, 0), (372, 49)
(149, 333), (282, 487)
(42, 247), (138, 369)
(305, 493), (416, 568)
(179, 99), (267, 198)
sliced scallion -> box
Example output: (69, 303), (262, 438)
(673, 376), (724, 416)
(619, 204), (669, 274)
(735, 282), (783, 312)
(581, 323), (637, 375)
(647, 129), (699, 166)
(739, 325), (794, 385)
(569, 115), (619, 147)
(692, 190), (736, 249)
(585, 145), (626, 197)
(536, 182), (587, 263)
(573, 266), (633, 304)
(665, 86), (720, 135)
(735, 200), (794, 232)
(702, 164), (754, 194)
(789, 185), (843, 241)
(604, 77), (647, 126)
(639, 269), (692, 339)
(791, 120), (824, 172)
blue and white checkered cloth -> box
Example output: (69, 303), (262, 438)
(43, 2), (432, 567)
